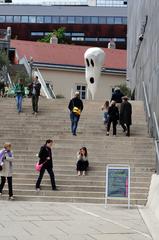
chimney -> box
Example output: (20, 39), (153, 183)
(108, 39), (116, 49)
(50, 34), (58, 44)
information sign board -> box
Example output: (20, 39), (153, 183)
(105, 165), (130, 208)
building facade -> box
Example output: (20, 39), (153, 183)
(127, 0), (159, 124)
(11, 39), (126, 100)
(0, 4), (127, 49)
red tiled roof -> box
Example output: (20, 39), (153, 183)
(11, 40), (126, 70)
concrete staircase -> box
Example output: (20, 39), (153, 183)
(0, 98), (156, 205)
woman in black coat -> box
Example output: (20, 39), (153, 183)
(106, 101), (119, 136)
(35, 139), (57, 191)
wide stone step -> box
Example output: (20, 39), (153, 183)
(0, 99), (155, 205)
(0, 193), (147, 205)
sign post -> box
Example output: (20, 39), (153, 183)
(105, 164), (130, 208)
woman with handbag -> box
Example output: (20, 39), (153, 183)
(68, 91), (84, 136)
(0, 143), (14, 200)
(35, 139), (57, 191)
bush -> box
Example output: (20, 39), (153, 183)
(116, 83), (131, 98)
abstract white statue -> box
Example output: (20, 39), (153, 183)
(84, 47), (105, 99)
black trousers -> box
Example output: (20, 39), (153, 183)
(32, 95), (39, 113)
(121, 123), (130, 136)
(76, 160), (89, 171)
(107, 120), (117, 135)
(0, 176), (13, 197)
(36, 167), (56, 190)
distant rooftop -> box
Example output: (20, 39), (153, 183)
(1, 0), (127, 7)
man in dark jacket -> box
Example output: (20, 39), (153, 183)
(120, 96), (132, 136)
(111, 87), (124, 109)
(68, 91), (83, 136)
(35, 139), (57, 191)
(28, 76), (41, 115)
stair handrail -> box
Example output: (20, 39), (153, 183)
(142, 81), (159, 174)
(7, 73), (14, 87)
(142, 81), (152, 134)
(19, 55), (31, 76)
(153, 112), (159, 140)
(34, 68), (52, 99)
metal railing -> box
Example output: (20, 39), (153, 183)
(20, 56), (56, 99)
(142, 81), (159, 174)
(19, 55), (31, 76)
(34, 68), (56, 99)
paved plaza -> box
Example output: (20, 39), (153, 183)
(0, 201), (152, 240)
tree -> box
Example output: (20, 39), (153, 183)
(117, 83), (131, 98)
(39, 27), (68, 44)
(0, 50), (9, 82)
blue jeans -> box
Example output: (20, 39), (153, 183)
(70, 112), (80, 135)
(16, 95), (23, 112)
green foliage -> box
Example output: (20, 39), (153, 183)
(14, 70), (30, 86)
(39, 27), (67, 44)
(0, 50), (9, 69)
(117, 83), (131, 97)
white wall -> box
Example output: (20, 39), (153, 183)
(38, 67), (125, 100)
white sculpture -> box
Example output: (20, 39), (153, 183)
(84, 47), (105, 99)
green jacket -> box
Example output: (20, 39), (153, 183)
(14, 83), (25, 97)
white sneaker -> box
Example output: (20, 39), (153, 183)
(9, 196), (15, 200)
(36, 188), (40, 192)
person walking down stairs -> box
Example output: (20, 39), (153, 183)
(14, 79), (25, 113)
(76, 147), (89, 176)
(0, 143), (14, 200)
(68, 91), (83, 136)
(28, 76), (41, 116)
(35, 139), (57, 191)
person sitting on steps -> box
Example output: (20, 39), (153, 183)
(76, 147), (89, 176)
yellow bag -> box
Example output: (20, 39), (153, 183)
(72, 107), (81, 115)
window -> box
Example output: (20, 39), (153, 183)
(99, 37), (110, 42)
(114, 38), (125, 42)
(107, 17), (114, 24)
(85, 37), (98, 42)
(64, 32), (71, 36)
(52, 16), (59, 23)
(44, 16), (52, 23)
(0, 16), (5, 22)
(21, 16), (29, 23)
(60, 16), (67, 23)
(99, 17), (106, 24)
(6, 16), (13, 23)
(83, 16), (91, 24)
(31, 32), (44, 36)
(72, 37), (84, 41)
(114, 17), (122, 24)
(71, 32), (84, 36)
(122, 17), (127, 24)
(13, 16), (21, 23)
(37, 16), (44, 23)
(91, 16), (98, 24)
(29, 16), (36, 23)
(68, 16), (75, 24)
(75, 16), (83, 24)
(76, 85), (86, 99)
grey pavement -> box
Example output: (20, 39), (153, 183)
(0, 201), (152, 240)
